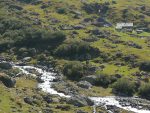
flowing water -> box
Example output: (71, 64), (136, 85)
(13, 64), (150, 113)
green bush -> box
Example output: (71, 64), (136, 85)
(57, 8), (67, 14)
(112, 78), (136, 96)
(95, 74), (117, 88)
(15, 29), (66, 48)
(139, 61), (150, 72)
(63, 62), (85, 81)
(139, 83), (150, 100)
(54, 41), (100, 60)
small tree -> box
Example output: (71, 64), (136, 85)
(112, 78), (136, 96)
(139, 61), (150, 72)
(63, 62), (85, 81)
(139, 83), (150, 100)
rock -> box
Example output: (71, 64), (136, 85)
(9, 5), (23, 10)
(36, 77), (44, 83)
(31, 0), (43, 5)
(60, 25), (73, 30)
(125, 41), (142, 49)
(67, 95), (94, 107)
(43, 95), (52, 103)
(73, 25), (85, 30)
(0, 73), (16, 88)
(23, 57), (31, 62)
(56, 105), (70, 111)
(77, 81), (92, 89)
(114, 74), (122, 78)
(30, 12), (39, 16)
(70, 10), (82, 15)
(83, 18), (93, 23)
(90, 28), (102, 35)
(76, 110), (88, 113)
(0, 62), (12, 69)
(24, 97), (33, 105)
(41, 4), (49, 9)
(0, 56), (5, 61)
(52, 98), (60, 103)
(33, 18), (41, 25)
(42, 108), (53, 113)
(50, 18), (60, 24)
(81, 75), (97, 85)
(92, 17), (112, 27)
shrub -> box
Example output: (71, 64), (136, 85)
(57, 8), (67, 14)
(139, 83), (150, 100)
(82, 2), (109, 15)
(63, 62), (85, 81)
(54, 41), (100, 60)
(95, 74), (117, 88)
(112, 78), (136, 96)
(15, 29), (66, 48)
(139, 61), (150, 72)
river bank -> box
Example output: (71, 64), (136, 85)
(11, 62), (150, 113)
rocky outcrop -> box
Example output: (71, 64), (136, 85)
(0, 73), (16, 88)
(0, 62), (12, 69)
(67, 95), (94, 107)
(81, 75), (97, 85)
(77, 81), (92, 89)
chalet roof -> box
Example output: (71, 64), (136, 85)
(116, 23), (133, 29)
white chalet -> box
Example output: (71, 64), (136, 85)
(116, 23), (134, 29)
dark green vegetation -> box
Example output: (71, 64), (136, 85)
(0, 0), (150, 112)
(139, 83), (150, 100)
(112, 78), (136, 96)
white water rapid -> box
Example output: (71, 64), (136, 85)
(13, 65), (70, 98)
(13, 64), (150, 113)
(90, 97), (150, 113)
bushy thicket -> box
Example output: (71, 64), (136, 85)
(139, 61), (150, 72)
(0, 17), (66, 51)
(82, 2), (110, 15)
(54, 41), (100, 60)
(63, 61), (86, 81)
(139, 83), (150, 100)
(95, 74), (117, 88)
(112, 78), (136, 96)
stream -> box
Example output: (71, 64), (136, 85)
(13, 64), (150, 113)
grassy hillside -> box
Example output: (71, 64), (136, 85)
(0, 0), (150, 112)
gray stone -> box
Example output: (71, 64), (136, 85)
(81, 75), (97, 85)
(24, 97), (33, 105)
(73, 25), (85, 30)
(77, 81), (92, 89)
(0, 73), (16, 88)
(0, 62), (12, 69)
(67, 95), (94, 107)
(36, 77), (44, 83)
(23, 57), (31, 62)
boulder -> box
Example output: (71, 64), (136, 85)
(0, 73), (16, 88)
(60, 25), (73, 30)
(52, 98), (60, 103)
(76, 110), (88, 113)
(67, 95), (94, 107)
(0, 62), (12, 69)
(36, 77), (44, 83)
(43, 95), (52, 103)
(42, 108), (53, 113)
(77, 81), (92, 89)
(24, 97), (33, 105)
(81, 75), (97, 85)
(9, 5), (23, 10)
(56, 105), (70, 111)
(73, 25), (85, 30)
(23, 57), (32, 62)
